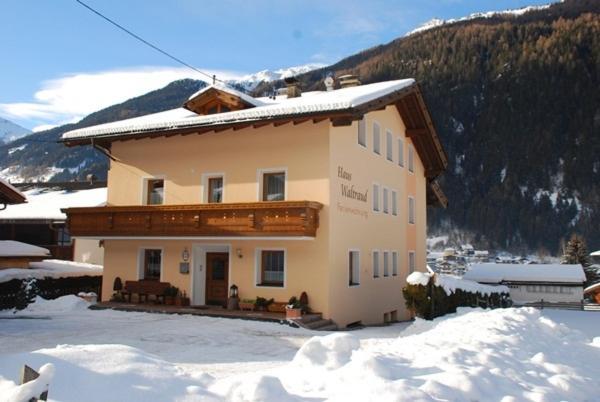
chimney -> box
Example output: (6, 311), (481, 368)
(284, 76), (302, 98)
(324, 76), (335, 92)
(338, 74), (361, 88)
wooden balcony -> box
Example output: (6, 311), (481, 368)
(63, 201), (323, 238)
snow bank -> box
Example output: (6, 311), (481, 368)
(16, 295), (90, 315)
(0, 363), (54, 402)
(292, 333), (360, 370)
(407, 271), (508, 295)
(0, 259), (102, 283)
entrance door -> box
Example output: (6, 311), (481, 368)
(205, 252), (229, 306)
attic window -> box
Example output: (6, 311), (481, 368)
(184, 86), (254, 115)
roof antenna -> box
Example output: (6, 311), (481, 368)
(212, 74), (216, 85)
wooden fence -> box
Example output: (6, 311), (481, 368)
(523, 299), (600, 311)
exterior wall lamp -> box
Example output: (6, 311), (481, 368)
(236, 248), (243, 258)
(182, 247), (190, 262)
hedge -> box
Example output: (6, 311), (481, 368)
(0, 275), (102, 310)
(402, 276), (512, 320)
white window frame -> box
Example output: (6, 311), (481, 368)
(398, 138), (404, 167)
(386, 130), (393, 162)
(141, 175), (166, 205)
(349, 249), (360, 287)
(383, 251), (390, 277)
(408, 144), (415, 173)
(392, 251), (398, 276)
(201, 172), (225, 203)
(257, 167), (288, 202)
(373, 250), (380, 278)
(391, 190), (398, 216)
(373, 122), (381, 155)
(372, 182), (380, 212)
(137, 247), (164, 281)
(408, 251), (416, 274)
(358, 118), (366, 147)
(408, 196), (415, 224)
(382, 187), (389, 214)
(254, 247), (287, 289)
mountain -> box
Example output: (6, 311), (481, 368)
(0, 117), (31, 144)
(1, 0), (598, 253)
(230, 63), (326, 92)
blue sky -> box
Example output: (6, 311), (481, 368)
(1, 0), (552, 131)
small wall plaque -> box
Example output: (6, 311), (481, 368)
(179, 262), (190, 274)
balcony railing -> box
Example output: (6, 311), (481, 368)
(63, 201), (323, 238)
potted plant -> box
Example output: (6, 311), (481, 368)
(175, 290), (190, 307)
(164, 286), (179, 305)
(239, 298), (256, 311)
(254, 297), (274, 311)
(286, 296), (303, 319)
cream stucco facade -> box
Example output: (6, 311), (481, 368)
(95, 104), (428, 327)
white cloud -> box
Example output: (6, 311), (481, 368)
(0, 66), (247, 129)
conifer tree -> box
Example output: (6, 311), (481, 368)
(561, 234), (599, 286)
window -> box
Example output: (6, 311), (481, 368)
(392, 251), (398, 276)
(408, 251), (416, 274)
(373, 122), (381, 155)
(349, 250), (360, 286)
(258, 250), (285, 287)
(398, 138), (404, 167)
(57, 227), (71, 246)
(208, 177), (223, 203)
(391, 190), (398, 216)
(358, 118), (366, 147)
(142, 249), (162, 281)
(386, 130), (393, 161)
(146, 179), (164, 205)
(408, 196), (415, 224)
(373, 250), (380, 278)
(383, 187), (389, 214)
(372, 183), (380, 212)
(383, 251), (390, 277)
(408, 144), (414, 172)
(262, 171), (285, 201)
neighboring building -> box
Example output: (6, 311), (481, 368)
(0, 183), (106, 264)
(464, 263), (586, 304)
(584, 282), (600, 304)
(591, 250), (600, 265)
(0, 240), (50, 269)
(60, 77), (448, 326)
(0, 178), (26, 208)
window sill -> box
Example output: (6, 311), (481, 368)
(349, 283), (360, 287)
(373, 276), (380, 279)
(256, 283), (284, 288)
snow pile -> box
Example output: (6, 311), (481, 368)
(17, 295), (90, 315)
(407, 271), (508, 295)
(0, 259), (102, 283)
(292, 333), (360, 370)
(0, 241), (49, 257)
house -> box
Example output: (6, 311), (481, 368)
(584, 282), (600, 303)
(0, 182), (106, 264)
(0, 240), (50, 269)
(464, 263), (586, 304)
(0, 178), (26, 208)
(59, 76), (448, 326)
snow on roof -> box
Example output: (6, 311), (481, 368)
(584, 282), (600, 294)
(464, 263), (586, 284)
(0, 259), (102, 283)
(0, 177), (26, 204)
(0, 187), (106, 221)
(187, 84), (266, 107)
(590, 250), (600, 257)
(407, 271), (509, 295)
(62, 79), (416, 140)
(0, 240), (50, 257)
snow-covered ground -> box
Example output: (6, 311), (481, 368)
(0, 297), (599, 401)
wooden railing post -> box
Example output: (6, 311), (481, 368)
(20, 365), (48, 401)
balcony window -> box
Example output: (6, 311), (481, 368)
(262, 172), (285, 201)
(208, 177), (223, 203)
(258, 250), (285, 287)
(146, 179), (164, 205)
(142, 249), (162, 281)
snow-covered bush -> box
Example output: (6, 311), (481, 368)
(403, 273), (511, 319)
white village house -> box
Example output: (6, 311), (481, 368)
(463, 263), (586, 304)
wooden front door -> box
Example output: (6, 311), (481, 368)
(205, 252), (229, 306)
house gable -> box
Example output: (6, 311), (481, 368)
(184, 86), (256, 115)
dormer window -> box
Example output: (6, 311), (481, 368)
(184, 85), (259, 115)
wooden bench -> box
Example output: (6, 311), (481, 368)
(123, 280), (170, 304)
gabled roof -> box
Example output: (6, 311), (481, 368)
(62, 78), (448, 179)
(0, 178), (26, 205)
(185, 84), (266, 110)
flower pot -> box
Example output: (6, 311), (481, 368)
(239, 302), (255, 311)
(286, 308), (302, 319)
(267, 302), (287, 313)
(165, 296), (175, 305)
